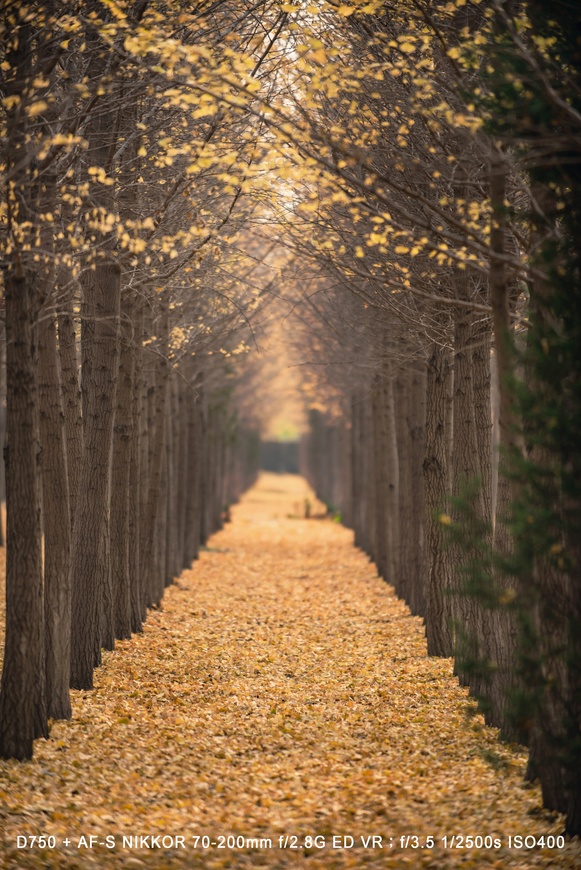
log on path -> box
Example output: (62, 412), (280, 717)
(1, 473), (579, 869)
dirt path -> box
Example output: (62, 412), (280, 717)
(1, 474), (579, 869)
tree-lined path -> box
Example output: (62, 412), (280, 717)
(1, 473), (578, 870)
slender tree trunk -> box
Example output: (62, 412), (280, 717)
(184, 381), (203, 565)
(57, 285), (83, 533)
(372, 378), (389, 582)
(38, 310), (72, 720)
(176, 376), (188, 570)
(423, 342), (454, 657)
(129, 304), (144, 632)
(110, 290), (135, 640)
(165, 374), (180, 585)
(472, 314), (493, 523)
(0, 269), (47, 757)
(451, 300), (487, 689)
(410, 362), (427, 618)
(0, 21), (47, 757)
(0, 333), (6, 547)
(141, 306), (169, 608)
(70, 261), (120, 688)
(384, 374), (399, 588)
(364, 390), (376, 561)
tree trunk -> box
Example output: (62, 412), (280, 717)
(0, 21), (47, 757)
(110, 290), (135, 641)
(141, 306), (169, 608)
(70, 261), (120, 688)
(0, 270), (47, 758)
(423, 342), (454, 657)
(395, 370), (412, 604)
(183, 382), (203, 565)
(57, 286), (83, 533)
(472, 314), (493, 523)
(384, 374), (400, 588)
(372, 378), (389, 582)
(410, 362), (427, 618)
(129, 305), (144, 633)
(38, 310), (72, 721)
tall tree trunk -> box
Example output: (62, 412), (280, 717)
(410, 362), (427, 618)
(110, 289), (135, 640)
(0, 332), (6, 547)
(70, 261), (120, 688)
(38, 310), (72, 721)
(183, 381), (203, 566)
(176, 376), (188, 571)
(395, 370), (412, 604)
(0, 269), (47, 757)
(141, 306), (169, 608)
(129, 305), (144, 632)
(0, 21), (47, 758)
(57, 285), (83, 533)
(423, 341), (454, 657)
(384, 374), (400, 588)
(372, 378), (389, 582)
(472, 313), (493, 523)
(451, 299), (487, 690)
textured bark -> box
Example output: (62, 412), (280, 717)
(351, 395), (365, 550)
(452, 302), (486, 689)
(372, 379), (389, 582)
(0, 336), (6, 546)
(0, 269), (46, 758)
(410, 363), (427, 618)
(176, 377), (188, 571)
(364, 391), (376, 562)
(141, 308), (169, 609)
(165, 375), (180, 585)
(423, 342), (454, 657)
(155, 415), (168, 601)
(384, 375), (400, 588)
(70, 261), (120, 688)
(129, 306), (144, 633)
(38, 311), (72, 720)
(472, 315), (493, 523)
(485, 158), (522, 737)
(57, 288), (83, 532)
(183, 383), (203, 565)
(0, 22), (47, 757)
(395, 371), (412, 603)
(110, 292), (135, 641)
(138, 330), (151, 622)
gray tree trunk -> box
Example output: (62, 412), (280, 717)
(57, 285), (83, 534)
(38, 310), (72, 720)
(423, 342), (454, 657)
(0, 21), (47, 757)
(110, 290), (135, 640)
(70, 261), (120, 688)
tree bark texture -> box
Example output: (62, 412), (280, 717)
(0, 22), (47, 757)
(423, 342), (454, 657)
(38, 311), (72, 720)
(70, 261), (120, 688)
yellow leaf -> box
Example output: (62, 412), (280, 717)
(27, 100), (49, 116)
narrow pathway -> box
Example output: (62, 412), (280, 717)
(1, 474), (579, 869)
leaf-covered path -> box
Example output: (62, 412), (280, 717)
(1, 474), (579, 869)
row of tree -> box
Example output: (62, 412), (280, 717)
(288, 0), (581, 837)
(1, 0), (579, 839)
(0, 0), (275, 760)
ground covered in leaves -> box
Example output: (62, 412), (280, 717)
(1, 474), (579, 869)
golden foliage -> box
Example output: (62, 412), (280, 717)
(1, 476), (579, 868)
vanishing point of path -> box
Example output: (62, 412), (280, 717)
(1, 474), (579, 870)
